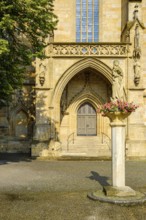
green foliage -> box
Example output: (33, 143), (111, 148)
(0, 0), (58, 105)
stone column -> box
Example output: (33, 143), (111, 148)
(105, 112), (130, 188)
(110, 121), (126, 187)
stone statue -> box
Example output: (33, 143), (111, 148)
(133, 23), (141, 86)
(112, 60), (124, 101)
(134, 60), (141, 85)
(126, 30), (130, 43)
(133, 24), (141, 59)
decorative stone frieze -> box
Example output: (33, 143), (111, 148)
(48, 43), (129, 58)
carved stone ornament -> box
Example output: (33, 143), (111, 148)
(39, 63), (46, 86)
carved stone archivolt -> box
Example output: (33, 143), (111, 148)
(60, 72), (106, 115)
(70, 73), (106, 105)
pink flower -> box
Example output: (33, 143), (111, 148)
(98, 100), (138, 113)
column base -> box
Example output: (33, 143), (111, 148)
(103, 185), (136, 197)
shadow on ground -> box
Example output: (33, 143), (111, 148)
(0, 153), (32, 165)
(87, 171), (110, 186)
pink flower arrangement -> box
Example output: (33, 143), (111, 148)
(97, 100), (139, 115)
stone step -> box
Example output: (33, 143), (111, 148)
(65, 148), (110, 152)
(67, 147), (110, 152)
(62, 146), (111, 152)
(61, 150), (111, 157)
(61, 136), (111, 157)
(72, 137), (102, 141)
(61, 152), (87, 156)
(67, 137), (109, 145)
(67, 144), (106, 148)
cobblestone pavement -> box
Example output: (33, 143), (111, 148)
(0, 156), (146, 220)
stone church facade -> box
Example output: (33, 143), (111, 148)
(1, 0), (146, 159)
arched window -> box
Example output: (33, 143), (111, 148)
(76, 0), (99, 42)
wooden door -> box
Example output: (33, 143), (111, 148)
(77, 103), (96, 136)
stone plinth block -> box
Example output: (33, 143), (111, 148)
(103, 186), (136, 197)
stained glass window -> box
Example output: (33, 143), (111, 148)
(76, 0), (99, 42)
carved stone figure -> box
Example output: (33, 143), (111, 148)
(39, 63), (46, 86)
(133, 4), (139, 20)
(112, 60), (124, 100)
(133, 22), (142, 86)
(133, 24), (141, 59)
(134, 60), (141, 85)
(125, 30), (130, 43)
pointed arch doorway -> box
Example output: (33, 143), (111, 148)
(77, 102), (96, 136)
